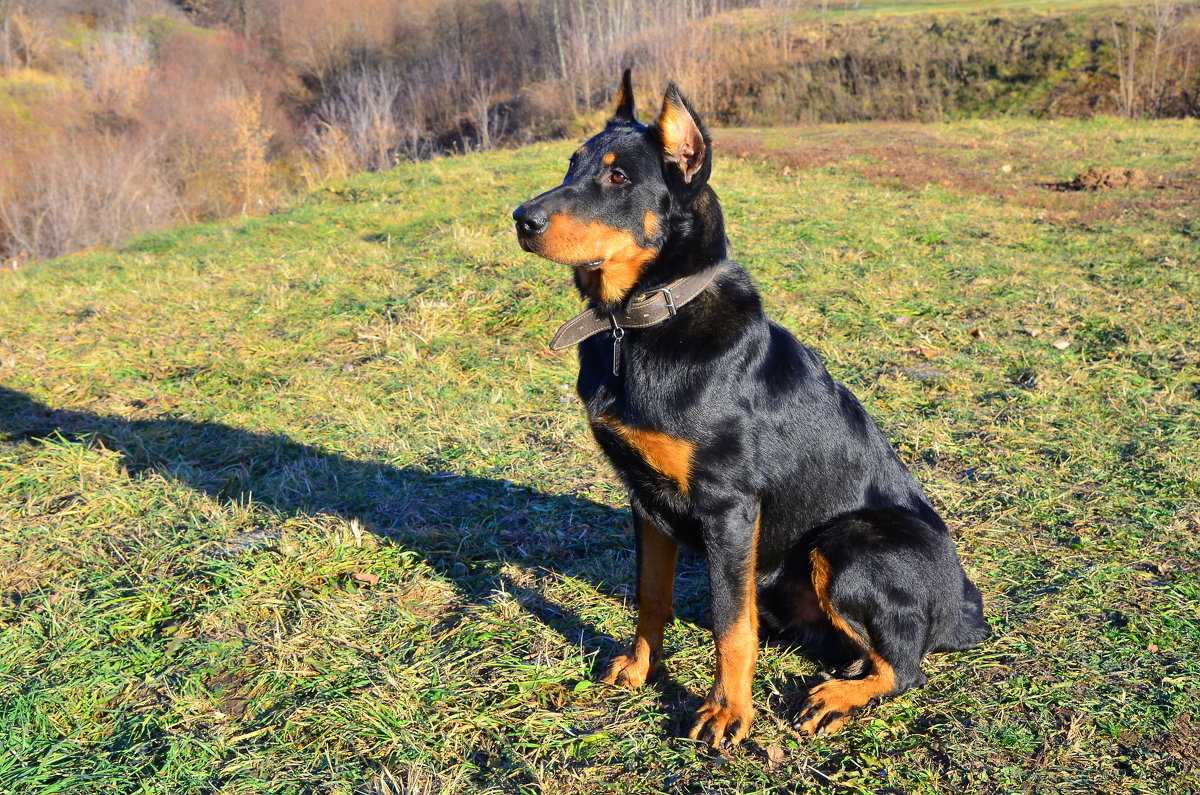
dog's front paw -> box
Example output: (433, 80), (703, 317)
(601, 653), (652, 688)
(688, 698), (755, 749)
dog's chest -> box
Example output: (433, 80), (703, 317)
(589, 411), (695, 495)
(577, 352), (699, 500)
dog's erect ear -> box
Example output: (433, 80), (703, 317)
(654, 83), (708, 185)
(610, 69), (637, 124)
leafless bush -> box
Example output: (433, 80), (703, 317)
(2, 3), (56, 68)
(71, 29), (152, 128)
(141, 29), (281, 219)
(1112, 17), (1141, 117)
(1110, 1), (1200, 117)
(0, 135), (173, 262)
(227, 89), (275, 213)
(307, 64), (405, 172)
(466, 69), (505, 152)
(540, 0), (747, 112)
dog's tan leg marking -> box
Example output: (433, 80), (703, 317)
(603, 521), (678, 688)
(689, 515), (759, 748)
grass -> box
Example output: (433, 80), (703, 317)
(825, 0), (1151, 14)
(1, 115), (1198, 793)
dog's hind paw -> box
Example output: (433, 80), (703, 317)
(793, 677), (876, 735)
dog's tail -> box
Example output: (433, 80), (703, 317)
(940, 573), (990, 652)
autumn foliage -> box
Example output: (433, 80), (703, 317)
(1, 0), (1198, 263)
(1, 1), (285, 261)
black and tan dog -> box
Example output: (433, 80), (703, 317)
(513, 72), (987, 748)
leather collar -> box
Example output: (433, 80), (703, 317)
(549, 263), (725, 350)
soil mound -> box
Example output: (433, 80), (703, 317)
(1066, 166), (1150, 190)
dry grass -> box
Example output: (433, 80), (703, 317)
(718, 118), (1200, 225)
(1, 116), (1198, 794)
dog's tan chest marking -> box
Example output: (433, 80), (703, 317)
(593, 414), (695, 494)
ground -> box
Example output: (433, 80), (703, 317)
(1, 116), (1198, 794)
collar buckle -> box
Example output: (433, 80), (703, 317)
(641, 286), (678, 316)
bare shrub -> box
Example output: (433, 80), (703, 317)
(157, 85), (274, 218)
(541, 0), (746, 113)
(301, 121), (354, 186)
(1111, 17), (1141, 117)
(70, 29), (152, 129)
(309, 64), (404, 172)
(267, 0), (412, 77)
(228, 89), (275, 213)
(1, 3), (284, 263)
(143, 29), (280, 219)
(3, 4), (56, 68)
(0, 134), (173, 262)
(1110, 1), (1200, 117)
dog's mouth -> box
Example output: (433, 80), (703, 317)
(517, 234), (604, 270)
(515, 231), (537, 254)
(550, 255), (604, 271)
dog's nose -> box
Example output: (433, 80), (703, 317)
(513, 203), (549, 236)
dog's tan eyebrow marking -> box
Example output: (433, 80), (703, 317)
(602, 152), (616, 165)
(575, 145), (587, 156)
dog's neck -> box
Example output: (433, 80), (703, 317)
(664, 186), (728, 276)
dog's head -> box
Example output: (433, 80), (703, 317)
(513, 71), (713, 307)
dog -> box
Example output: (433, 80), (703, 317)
(513, 71), (988, 748)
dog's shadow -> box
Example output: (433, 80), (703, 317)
(0, 387), (724, 729)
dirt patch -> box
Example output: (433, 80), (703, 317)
(717, 128), (1018, 199)
(1162, 712), (1200, 772)
(1051, 166), (1152, 191)
(718, 129), (1200, 227)
(716, 133), (856, 171)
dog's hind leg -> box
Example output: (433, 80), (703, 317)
(792, 512), (964, 735)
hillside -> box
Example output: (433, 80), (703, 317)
(1, 117), (1199, 793)
(5, 0), (1199, 264)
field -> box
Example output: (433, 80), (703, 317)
(2, 115), (1199, 793)
(825, 0), (1148, 14)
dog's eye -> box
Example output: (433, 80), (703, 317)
(610, 169), (629, 185)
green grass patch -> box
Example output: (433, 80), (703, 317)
(1, 117), (1198, 793)
(826, 0), (1150, 15)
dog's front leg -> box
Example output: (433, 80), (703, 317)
(689, 503), (759, 748)
(603, 518), (678, 688)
